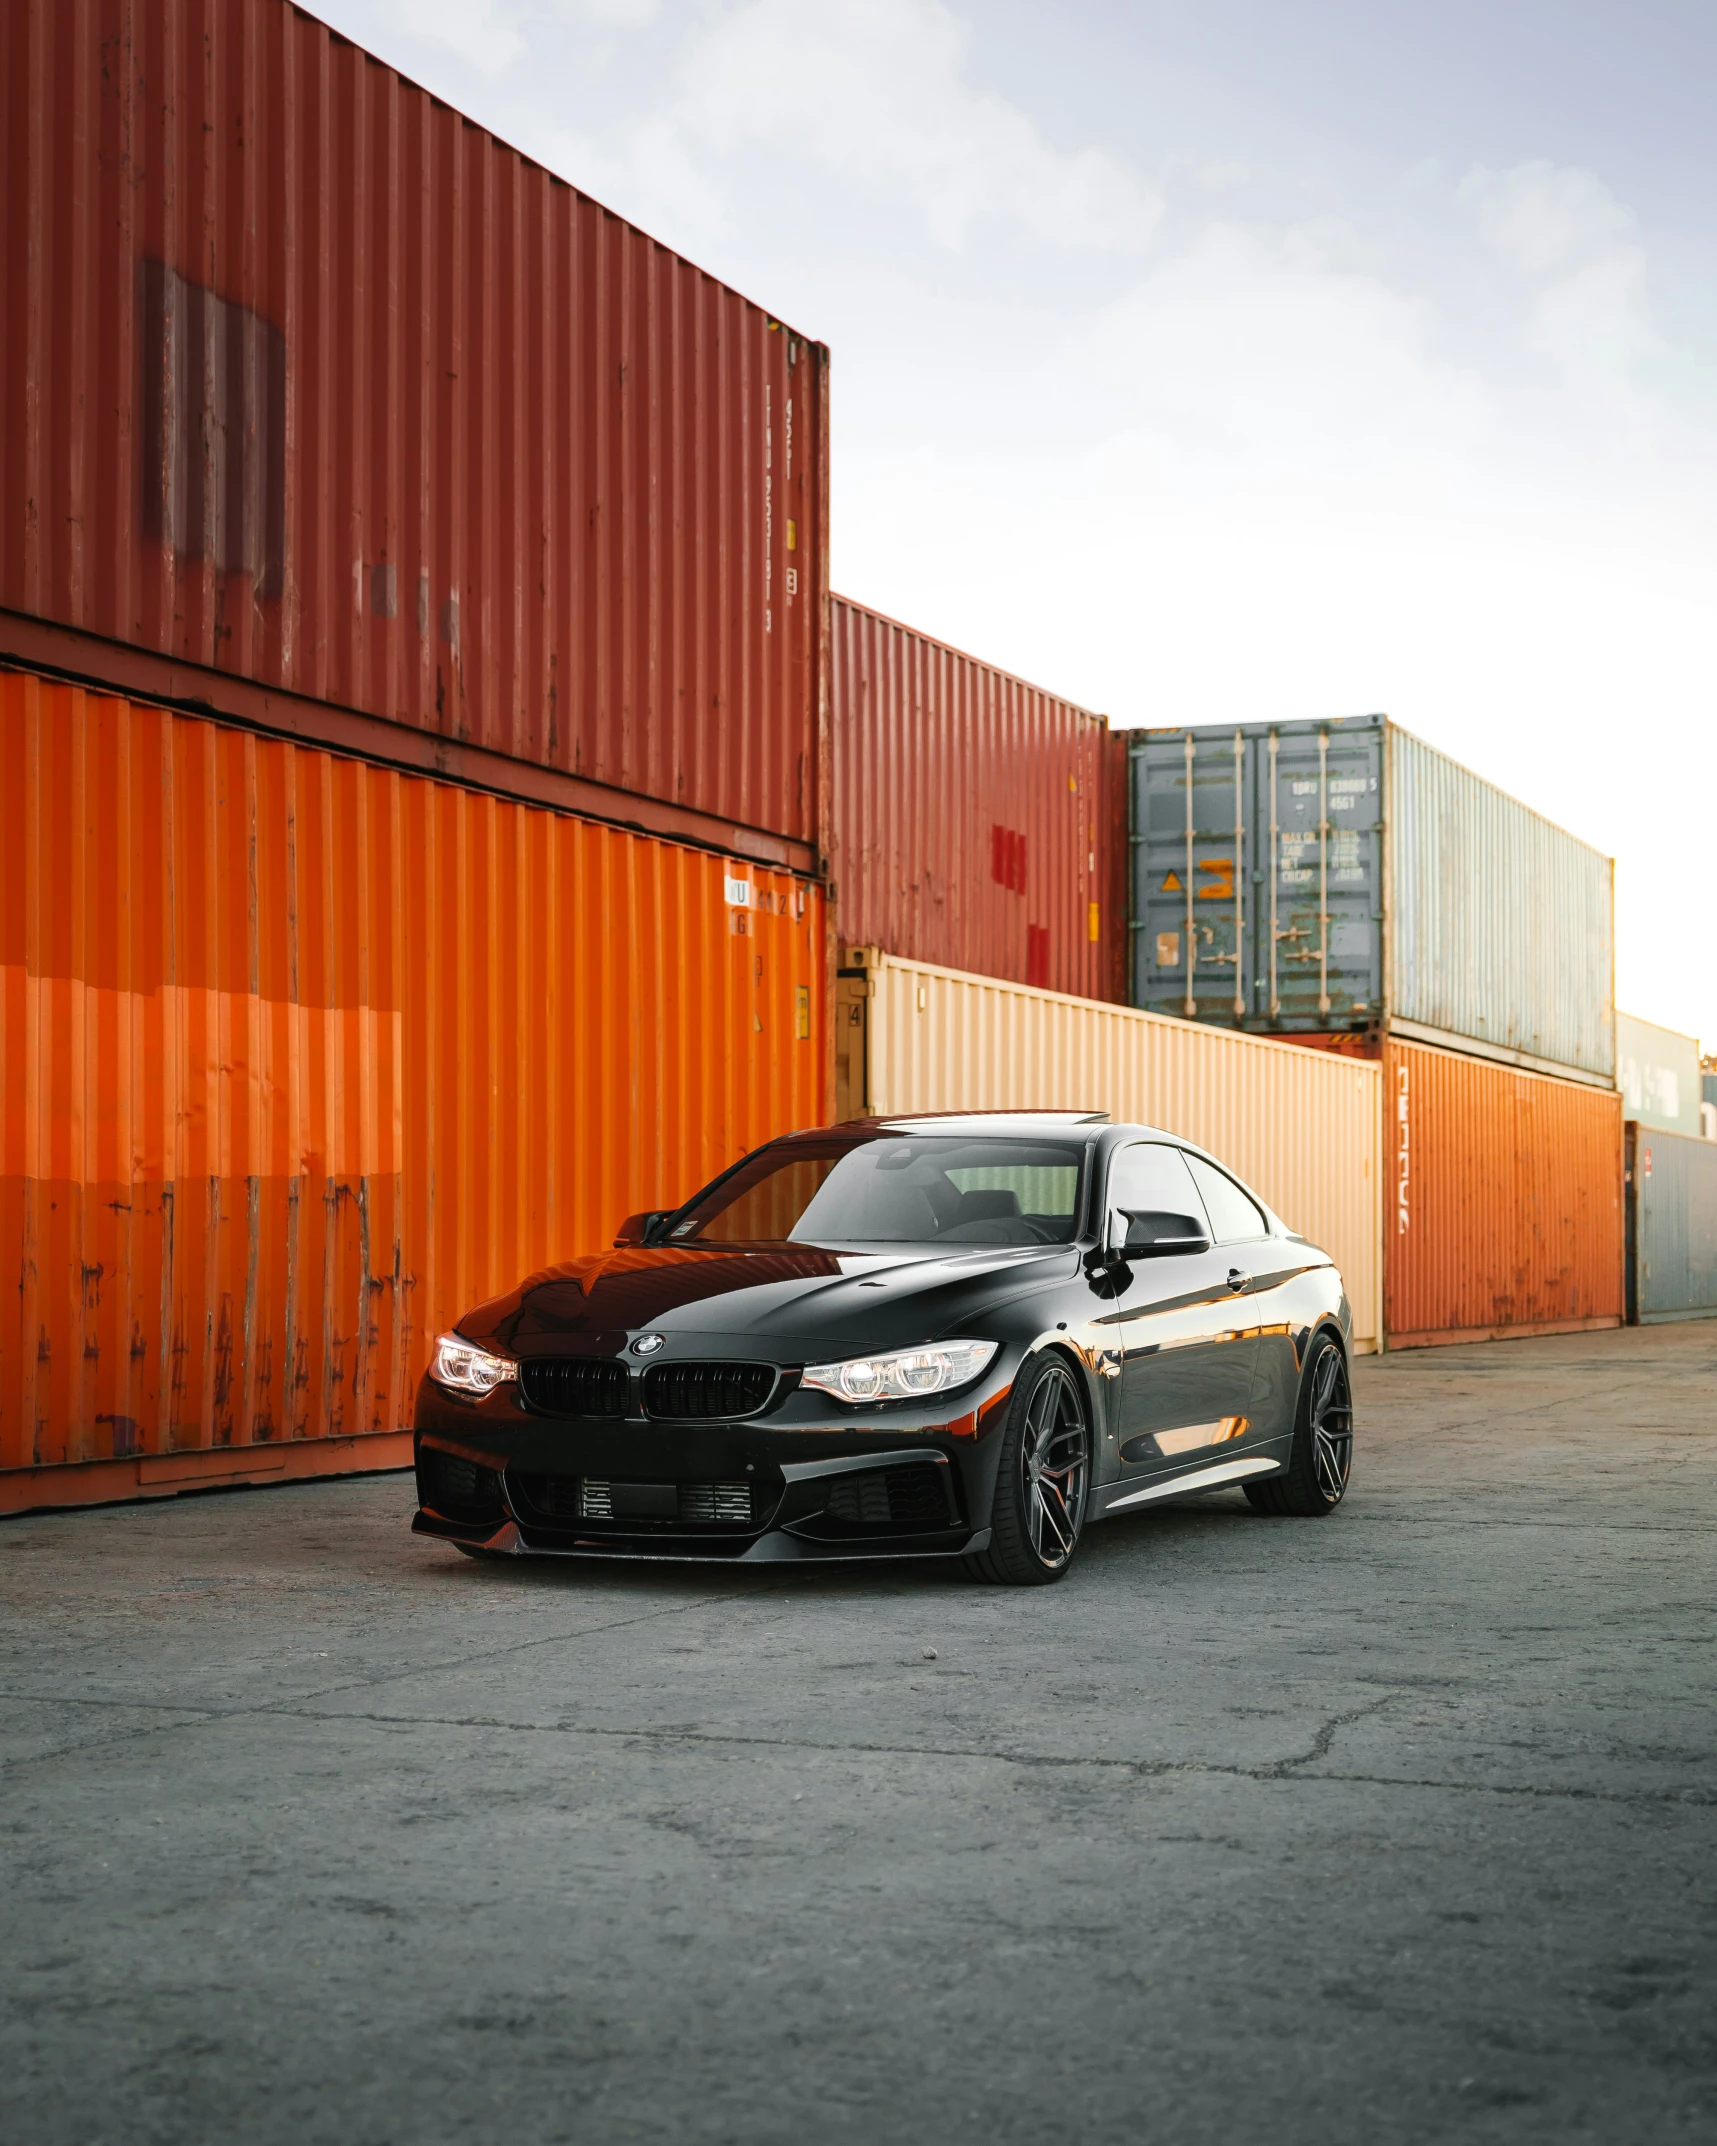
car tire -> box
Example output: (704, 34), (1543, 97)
(964, 1354), (1091, 1585)
(1245, 1331), (1352, 1516)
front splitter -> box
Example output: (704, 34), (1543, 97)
(412, 1512), (990, 1564)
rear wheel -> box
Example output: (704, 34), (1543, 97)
(1245, 1332), (1352, 1516)
(964, 1356), (1091, 1585)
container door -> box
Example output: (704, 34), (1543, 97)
(1254, 723), (1384, 1032)
(1103, 1144), (1259, 1473)
(1130, 731), (1252, 1023)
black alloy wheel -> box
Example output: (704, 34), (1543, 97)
(1245, 1332), (1353, 1516)
(965, 1355), (1091, 1585)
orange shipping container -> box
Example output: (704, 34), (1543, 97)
(1385, 1037), (1623, 1347)
(0, 667), (828, 1513)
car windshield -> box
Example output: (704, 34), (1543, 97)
(668, 1135), (1089, 1247)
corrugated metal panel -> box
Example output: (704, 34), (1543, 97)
(1385, 1039), (1622, 1346)
(0, 0), (828, 849)
(1129, 718), (1615, 1081)
(1627, 1124), (1717, 1323)
(1616, 1012), (1702, 1138)
(830, 598), (1127, 1001)
(0, 667), (828, 1510)
(836, 948), (1381, 1351)
(1131, 717), (1385, 1030)
(1390, 729), (1614, 1080)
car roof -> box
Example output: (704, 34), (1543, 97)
(838, 1111), (1112, 1136)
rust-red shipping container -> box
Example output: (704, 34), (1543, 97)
(1385, 1037), (1623, 1346)
(829, 596), (1127, 1000)
(0, 0), (829, 868)
(1, 665), (828, 1513)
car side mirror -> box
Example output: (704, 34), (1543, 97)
(613, 1209), (674, 1247)
(1118, 1209), (1211, 1258)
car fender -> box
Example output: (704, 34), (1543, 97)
(1293, 1316), (1351, 1417)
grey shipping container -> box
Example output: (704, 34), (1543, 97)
(1626, 1124), (1717, 1324)
(1129, 716), (1615, 1084)
(1616, 1012), (1703, 1138)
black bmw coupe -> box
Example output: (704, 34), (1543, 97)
(412, 1112), (1355, 1584)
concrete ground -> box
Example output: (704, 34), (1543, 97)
(2, 1325), (1713, 2146)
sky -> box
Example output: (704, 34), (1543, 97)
(318, 0), (1717, 1049)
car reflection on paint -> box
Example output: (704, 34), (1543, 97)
(411, 1112), (1355, 1585)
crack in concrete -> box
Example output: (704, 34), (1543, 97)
(0, 1588), (755, 1776)
(56, 1689), (1687, 1809)
(8, 1683), (1713, 1818)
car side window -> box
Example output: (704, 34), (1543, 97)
(1106, 1143), (1204, 1241)
(1183, 1153), (1267, 1244)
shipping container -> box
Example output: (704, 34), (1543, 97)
(1627, 1124), (1717, 1323)
(829, 597), (1127, 1001)
(1, 666), (827, 1514)
(1616, 1012), (1703, 1139)
(0, 0), (829, 867)
(1129, 717), (1615, 1083)
(1385, 1038), (1623, 1346)
(835, 946), (1382, 1351)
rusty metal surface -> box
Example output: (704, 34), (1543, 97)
(836, 947), (1382, 1351)
(0, 668), (828, 1505)
(0, 0), (828, 848)
(829, 597), (1126, 1001)
(1385, 1038), (1623, 1346)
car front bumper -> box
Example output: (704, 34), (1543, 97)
(411, 1376), (1014, 1563)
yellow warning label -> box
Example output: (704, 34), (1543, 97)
(1162, 871), (1183, 892)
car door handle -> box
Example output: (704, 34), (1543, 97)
(1226, 1268), (1249, 1293)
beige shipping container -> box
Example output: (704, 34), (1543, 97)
(836, 947), (1382, 1352)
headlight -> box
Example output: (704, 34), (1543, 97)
(801, 1339), (998, 1405)
(430, 1332), (516, 1397)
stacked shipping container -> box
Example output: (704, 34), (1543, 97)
(1616, 1013), (1704, 1139)
(1, 0), (829, 869)
(1386, 1039), (1622, 1346)
(1129, 716), (1615, 1083)
(0, 0), (840, 1509)
(829, 597), (1127, 1000)
(1, 671), (826, 1511)
(1626, 1126), (1717, 1325)
(1129, 718), (1623, 1344)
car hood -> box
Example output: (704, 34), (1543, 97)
(459, 1241), (1077, 1357)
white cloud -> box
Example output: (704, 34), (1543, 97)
(1458, 159), (1633, 278)
(378, 0), (526, 74)
(560, 0), (661, 22)
(1077, 221), (1488, 476)
(377, 0), (659, 77)
(643, 0), (1162, 253)
(1459, 160), (1658, 382)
